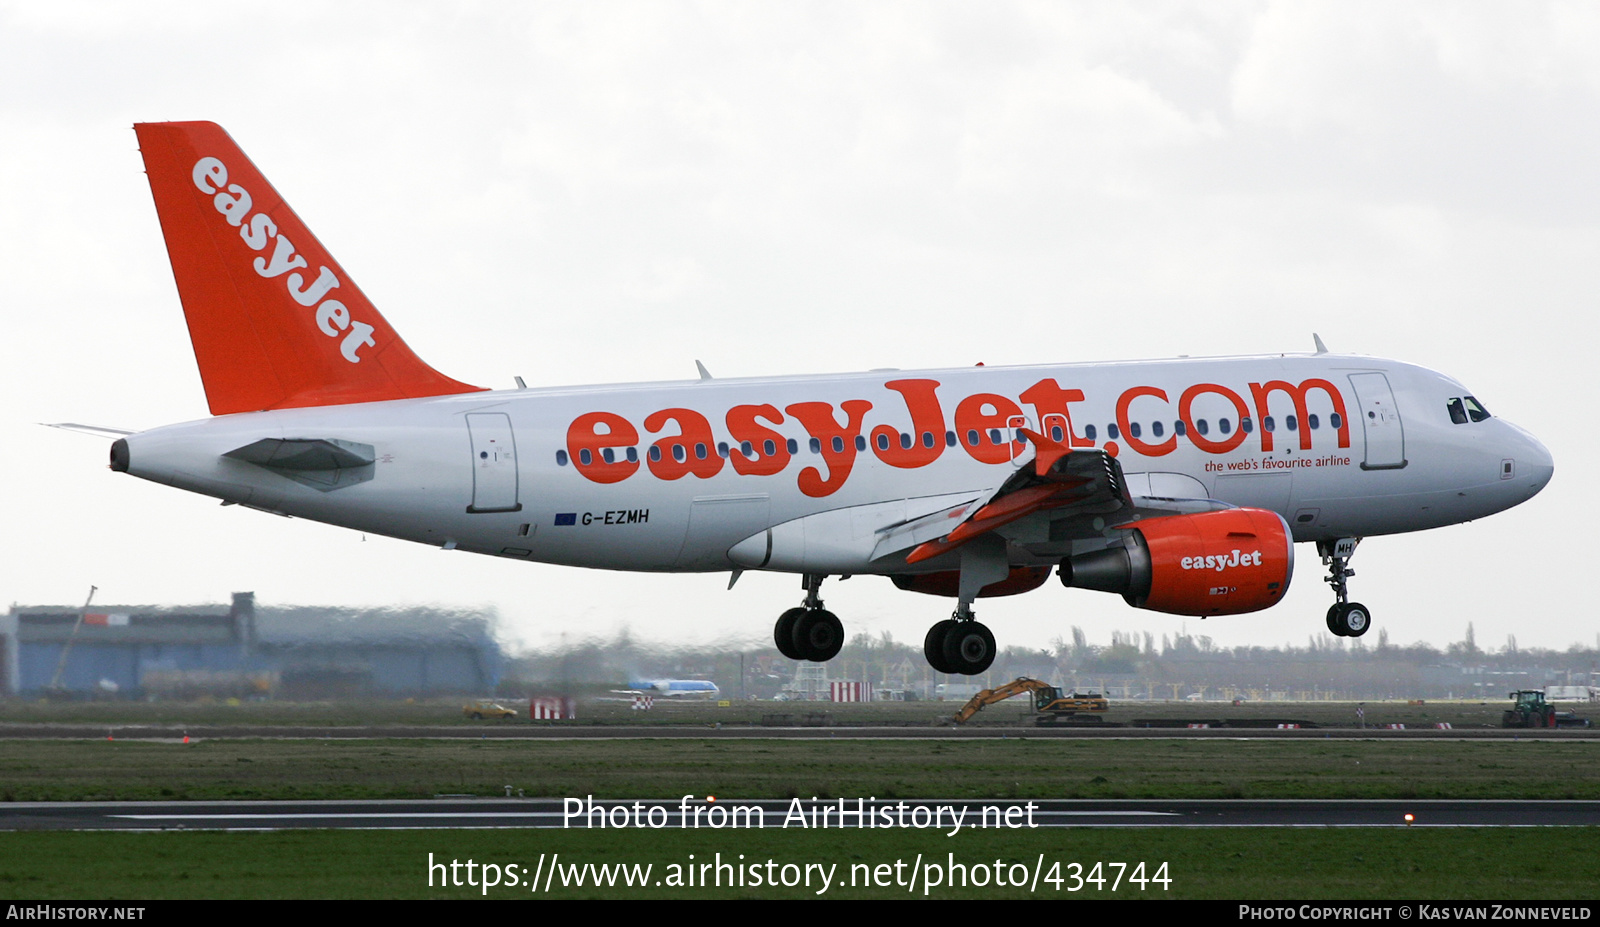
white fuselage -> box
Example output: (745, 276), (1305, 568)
(117, 352), (1552, 577)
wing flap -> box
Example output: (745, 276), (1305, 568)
(903, 429), (1131, 565)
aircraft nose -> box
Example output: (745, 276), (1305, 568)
(1507, 425), (1553, 497)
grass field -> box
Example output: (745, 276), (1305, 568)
(2, 737), (1599, 802)
(3, 698), (1597, 900)
(0, 694), (1572, 729)
(1, 827), (1594, 899)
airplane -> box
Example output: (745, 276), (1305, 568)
(626, 679), (722, 699)
(104, 121), (1553, 676)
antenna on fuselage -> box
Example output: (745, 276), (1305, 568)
(1313, 333), (1329, 354)
(695, 360), (714, 381)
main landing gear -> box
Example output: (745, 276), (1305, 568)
(1319, 537), (1370, 637)
(774, 574), (844, 662)
(768, 573), (997, 676)
(923, 605), (996, 677)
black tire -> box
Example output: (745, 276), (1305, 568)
(942, 621), (996, 676)
(924, 619), (957, 674)
(794, 608), (844, 662)
(1326, 604), (1346, 636)
(774, 607), (806, 660)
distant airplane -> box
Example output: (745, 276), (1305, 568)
(106, 121), (1553, 676)
(626, 679), (721, 699)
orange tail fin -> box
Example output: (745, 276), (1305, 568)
(135, 121), (484, 414)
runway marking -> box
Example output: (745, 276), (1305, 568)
(115, 812), (564, 820)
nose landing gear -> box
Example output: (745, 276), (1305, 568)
(1320, 538), (1370, 637)
(773, 574), (844, 662)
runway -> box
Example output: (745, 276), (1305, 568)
(5, 799), (1598, 831)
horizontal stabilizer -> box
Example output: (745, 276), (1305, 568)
(224, 438), (375, 471)
(43, 422), (135, 439)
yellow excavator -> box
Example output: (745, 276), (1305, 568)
(952, 677), (1109, 725)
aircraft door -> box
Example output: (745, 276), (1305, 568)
(466, 412), (522, 513)
(1347, 373), (1407, 470)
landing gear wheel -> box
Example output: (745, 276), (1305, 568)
(942, 621), (996, 676)
(774, 607), (806, 660)
(1327, 602), (1370, 637)
(924, 619), (957, 674)
(793, 608), (844, 662)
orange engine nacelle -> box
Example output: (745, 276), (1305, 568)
(892, 565), (1054, 599)
(1058, 508), (1294, 616)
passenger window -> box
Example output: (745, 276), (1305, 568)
(922, 431), (936, 448)
(855, 436), (867, 451)
(1050, 424), (1064, 442)
(1241, 417), (1254, 434)
(966, 429), (980, 446)
(741, 441), (754, 457)
(988, 428), (1002, 445)
(1287, 415), (1297, 431)
(1330, 413), (1342, 429)
(1084, 424), (1097, 441)
(764, 439), (777, 456)
(717, 442), (730, 458)
(1174, 420), (1186, 436)
(1263, 417), (1274, 432)
(1151, 421), (1163, 438)
(1219, 419), (1231, 435)
(1196, 419), (1208, 436)
(810, 437), (822, 454)
(945, 431), (957, 447)
(649, 446), (662, 462)
(787, 438), (799, 454)
(1107, 424), (1120, 440)
(556, 450), (569, 466)
(602, 448), (615, 463)
(579, 448), (593, 466)
(831, 436), (844, 453)
(673, 445), (687, 463)
(876, 433), (890, 451)
(1130, 422), (1142, 439)
(1308, 414), (1319, 431)
(627, 447), (638, 463)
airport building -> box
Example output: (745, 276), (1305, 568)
(0, 592), (504, 697)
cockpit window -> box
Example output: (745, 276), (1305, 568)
(1448, 396), (1492, 424)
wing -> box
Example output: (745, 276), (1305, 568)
(889, 428), (1233, 567)
(901, 428), (1130, 564)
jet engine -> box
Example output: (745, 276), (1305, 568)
(1059, 508), (1293, 616)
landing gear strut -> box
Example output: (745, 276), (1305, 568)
(774, 574), (844, 662)
(1319, 538), (1370, 637)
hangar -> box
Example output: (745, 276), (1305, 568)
(0, 592), (503, 697)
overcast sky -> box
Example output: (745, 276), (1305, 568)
(2, 1), (1595, 657)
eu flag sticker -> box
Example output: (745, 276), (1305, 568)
(554, 513), (577, 526)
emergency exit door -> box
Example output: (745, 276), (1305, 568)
(466, 413), (522, 512)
